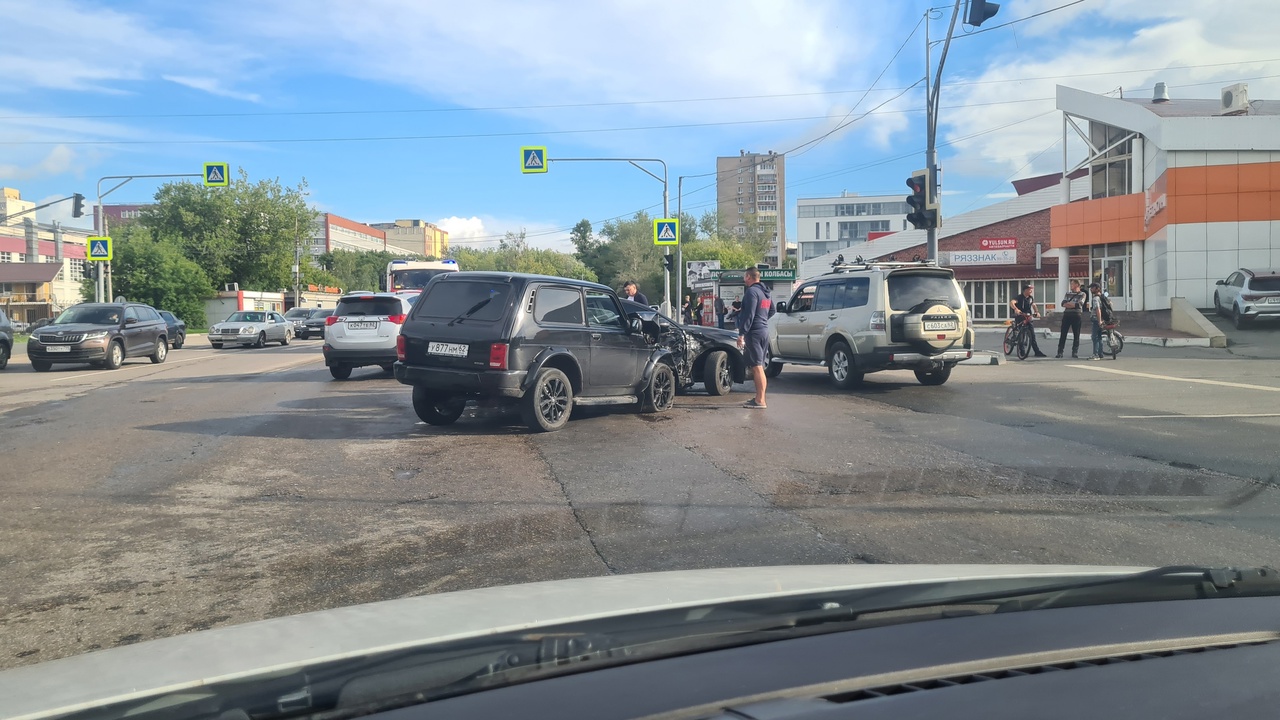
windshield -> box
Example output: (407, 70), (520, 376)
(53, 306), (122, 326)
(9, 3), (1280, 718)
(887, 273), (965, 311)
(391, 269), (452, 291)
(415, 280), (511, 321)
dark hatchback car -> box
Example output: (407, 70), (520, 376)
(394, 272), (676, 432)
(26, 302), (168, 371)
(619, 298), (745, 395)
(158, 310), (187, 349)
(300, 308), (334, 339)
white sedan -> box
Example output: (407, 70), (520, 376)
(209, 311), (293, 348)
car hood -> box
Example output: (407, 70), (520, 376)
(32, 323), (117, 336)
(683, 324), (738, 343)
(213, 321), (261, 330)
(0, 564), (1145, 719)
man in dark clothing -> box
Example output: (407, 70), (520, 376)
(1056, 278), (1087, 358)
(1008, 284), (1048, 358)
(622, 281), (648, 307)
(736, 268), (774, 408)
(714, 296), (727, 329)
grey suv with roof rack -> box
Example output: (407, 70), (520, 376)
(394, 272), (677, 432)
(767, 260), (973, 388)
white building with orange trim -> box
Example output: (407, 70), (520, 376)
(1051, 82), (1280, 311)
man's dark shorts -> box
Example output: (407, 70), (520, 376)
(743, 332), (769, 367)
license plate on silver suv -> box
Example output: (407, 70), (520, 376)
(428, 342), (468, 358)
(924, 320), (957, 331)
(347, 321), (378, 330)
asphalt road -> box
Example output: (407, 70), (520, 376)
(3, 327), (1280, 670)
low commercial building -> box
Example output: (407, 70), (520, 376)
(370, 219), (449, 258)
(205, 289), (287, 324)
(1050, 81), (1280, 310)
(308, 214), (387, 257)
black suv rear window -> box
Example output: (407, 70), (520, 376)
(415, 281), (511, 322)
(887, 273), (964, 312)
(1249, 276), (1280, 292)
(336, 297), (403, 317)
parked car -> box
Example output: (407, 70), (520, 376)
(0, 308), (12, 370)
(323, 292), (416, 380)
(284, 307), (317, 337)
(767, 261), (973, 388)
(394, 272), (676, 432)
(26, 302), (168, 371)
(619, 298), (745, 395)
(157, 310), (186, 349)
(1214, 268), (1280, 328)
(208, 311), (293, 348)
(300, 308), (335, 339)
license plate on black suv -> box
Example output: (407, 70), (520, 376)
(428, 342), (468, 358)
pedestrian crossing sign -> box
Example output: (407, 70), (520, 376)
(654, 218), (679, 246)
(203, 162), (229, 187)
(521, 146), (547, 174)
(87, 236), (112, 262)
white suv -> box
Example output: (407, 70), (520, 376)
(767, 261), (973, 388)
(322, 292), (415, 380)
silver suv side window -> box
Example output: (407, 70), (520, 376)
(839, 277), (870, 309)
(790, 283), (817, 313)
(1232, 273), (1247, 288)
(534, 287), (585, 326)
(814, 282), (841, 312)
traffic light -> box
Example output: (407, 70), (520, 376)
(71, 193), (85, 218)
(906, 170), (940, 231)
(966, 0), (1000, 27)
(662, 254), (675, 272)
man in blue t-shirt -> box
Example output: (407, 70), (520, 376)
(736, 268), (774, 409)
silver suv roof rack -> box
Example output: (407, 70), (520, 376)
(826, 259), (939, 274)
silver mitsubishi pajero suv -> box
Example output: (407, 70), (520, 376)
(766, 260), (973, 388)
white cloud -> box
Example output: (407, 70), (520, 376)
(163, 75), (262, 103)
(437, 215), (571, 252)
(941, 2), (1280, 182)
(0, 145), (78, 182)
(35, 193), (93, 231)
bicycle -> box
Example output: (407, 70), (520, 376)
(1100, 319), (1124, 359)
(1003, 315), (1038, 360)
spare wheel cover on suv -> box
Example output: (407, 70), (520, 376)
(898, 299), (963, 354)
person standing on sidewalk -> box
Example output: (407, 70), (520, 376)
(1008, 284), (1048, 358)
(1056, 279), (1087, 358)
(736, 268), (775, 409)
(1088, 282), (1106, 360)
(714, 295), (727, 329)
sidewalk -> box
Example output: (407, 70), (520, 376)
(973, 322), (1214, 348)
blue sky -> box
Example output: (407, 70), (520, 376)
(3, 0), (1278, 251)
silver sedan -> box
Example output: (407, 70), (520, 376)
(209, 311), (293, 348)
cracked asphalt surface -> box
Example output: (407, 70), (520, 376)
(3, 326), (1280, 670)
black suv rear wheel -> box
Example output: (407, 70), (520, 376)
(412, 386), (467, 426)
(523, 367), (573, 432)
(0, 342), (8, 370)
(703, 350), (733, 396)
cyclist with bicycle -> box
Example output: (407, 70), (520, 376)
(1009, 284), (1048, 358)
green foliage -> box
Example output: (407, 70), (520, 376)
(140, 169), (316, 293)
(316, 249), (415, 293)
(679, 237), (767, 273)
(449, 230), (597, 281)
(99, 224), (214, 327)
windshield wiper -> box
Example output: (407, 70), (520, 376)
(448, 297), (491, 326)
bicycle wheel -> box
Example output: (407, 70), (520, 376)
(1108, 330), (1124, 359)
(1003, 324), (1016, 355)
(1016, 326), (1032, 359)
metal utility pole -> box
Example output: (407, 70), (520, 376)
(545, 157), (670, 313)
(95, 172), (202, 302)
(676, 176), (685, 311)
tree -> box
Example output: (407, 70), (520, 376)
(317, 249), (418, 293)
(141, 169), (316, 292)
(94, 224), (214, 327)
(448, 244), (597, 281)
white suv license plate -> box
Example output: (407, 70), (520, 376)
(46, 345), (71, 353)
(347, 321), (378, 330)
(924, 321), (957, 331)
(428, 342), (468, 358)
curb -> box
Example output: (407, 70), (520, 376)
(1125, 335), (1212, 347)
(961, 351), (1004, 366)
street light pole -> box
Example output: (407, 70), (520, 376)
(94, 172), (203, 303)
(676, 176), (684, 314)
(545, 157), (670, 312)
(925, 1), (962, 262)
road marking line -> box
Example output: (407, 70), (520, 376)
(1067, 364), (1280, 392)
(46, 353), (232, 384)
(1119, 412), (1280, 419)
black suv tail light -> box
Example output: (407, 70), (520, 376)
(396, 335), (406, 362)
(489, 342), (508, 370)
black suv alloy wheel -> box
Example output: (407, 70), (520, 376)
(523, 367), (574, 432)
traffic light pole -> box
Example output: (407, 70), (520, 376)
(94, 173), (202, 302)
